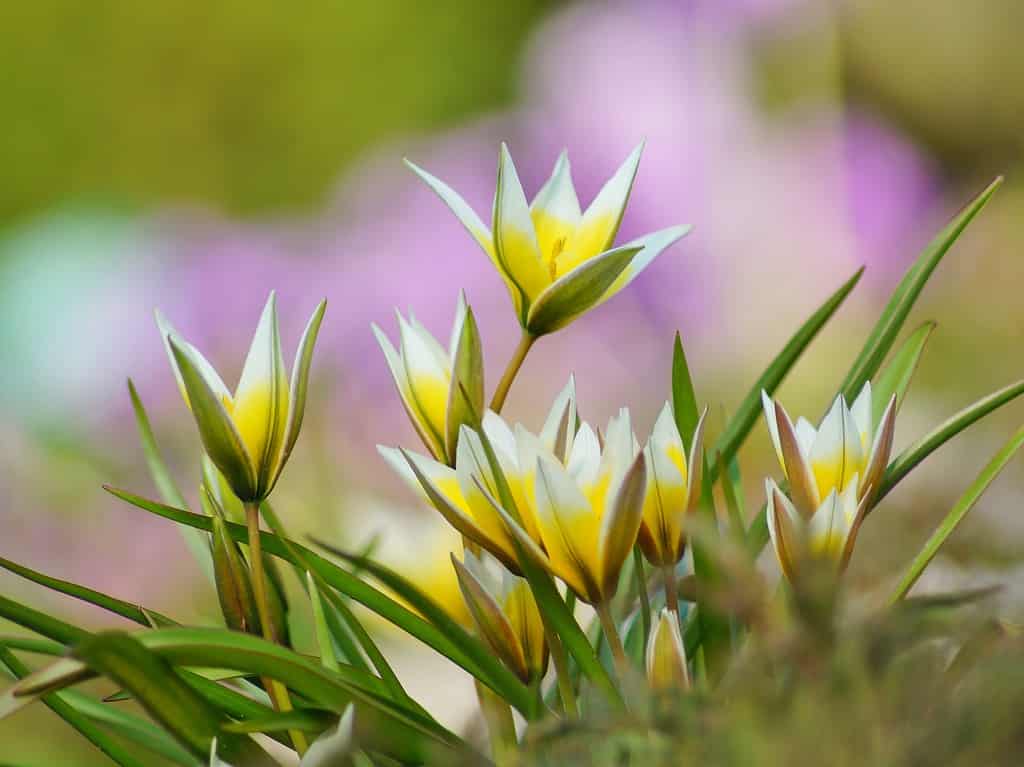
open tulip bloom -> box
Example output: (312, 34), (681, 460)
(379, 378), (578, 573)
(452, 550), (548, 684)
(157, 292), (326, 503)
(374, 292), (483, 465)
(638, 402), (708, 568)
(407, 144), (691, 335)
(761, 383), (897, 577)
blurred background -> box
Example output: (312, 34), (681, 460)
(2, 0), (1024, 761)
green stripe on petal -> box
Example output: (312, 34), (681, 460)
(169, 338), (257, 501)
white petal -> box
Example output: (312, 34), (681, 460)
(405, 158), (494, 257)
(599, 225), (691, 302)
(566, 422), (602, 485)
(494, 143), (548, 302)
(850, 381), (873, 453)
(448, 291), (469, 359)
(540, 375), (578, 457)
(761, 390), (784, 465)
(531, 150), (582, 223)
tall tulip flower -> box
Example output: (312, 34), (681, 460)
(374, 292), (483, 465)
(157, 292), (326, 504)
(452, 550), (548, 684)
(761, 383), (897, 579)
(407, 144), (690, 336)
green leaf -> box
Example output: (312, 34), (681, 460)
(104, 486), (533, 715)
(671, 331), (700, 446)
(839, 177), (1002, 400)
(0, 555), (176, 629)
(0, 645), (152, 767)
(309, 539), (533, 712)
(0, 593), (88, 645)
(890, 424), (1024, 602)
(129, 379), (213, 582)
(871, 321), (936, 425)
(720, 454), (747, 536)
(0, 636), (64, 656)
(877, 378), (1024, 501)
(222, 707), (335, 734)
(72, 632), (276, 765)
(525, 243), (642, 335)
(307, 571), (341, 673)
(709, 267), (864, 482)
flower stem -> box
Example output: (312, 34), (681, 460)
(245, 502), (308, 756)
(544, 623), (578, 717)
(663, 564), (680, 618)
(596, 602), (629, 681)
(490, 332), (537, 414)
(633, 548), (652, 649)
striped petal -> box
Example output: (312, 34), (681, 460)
(533, 454), (601, 602)
(156, 310), (232, 410)
(233, 293), (289, 493)
(766, 479), (802, 581)
(170, 338), (257, 501)
(861, 393), (897, 504)
(494, 144), (549, 307)
(646, 608), (690, 690)
(774, 400), (821, 515)
(598, 450), (647, 599)
(639, 404), (688, 565)
(559, 142), (644, 273)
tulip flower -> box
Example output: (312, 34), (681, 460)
(761, 382), (897, 518)
(637, 402), (708, 568)
(407, 144), (691, 335)
(373, 292), (483, 465)
(378, 378), (578, 572)
(646, 608), (690, 691)
(765, 476), (869, 580)
(452, 550), (548, 683)
(157, 292), (326, 503)
(488, 409), (646, 607)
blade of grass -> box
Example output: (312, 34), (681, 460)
(890, 424), (1024, 602)
(128, 379), (213, 582)
(871, 321), (936, 425)
(104, 486), (532, 715)
(839, 177), (1002, 399)
(0, 645), (151, 767)
(709, 267), (864, 481)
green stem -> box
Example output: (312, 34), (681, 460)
(490, 332), (537, 413)
(633, 548), (652, 649)
(475, 679), (517, 766)
(544, 623), (578, 717)
(596, 602), (629, 681)
(663, 564), (680, 619)
(245, 502), (308, 756)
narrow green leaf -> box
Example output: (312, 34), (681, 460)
(0, 646), (151, 767)
(877, 378), (1024, 501)
(222, 707), (335, 734)
(720, 453), (746, 536)
(890, 424), (1024, 602)
(871, 321), (936, 425)
(0, 636), (64, 656)
(671, 331), (700, 446)
(308, 571), (341, 672)
(839, 177), (1002, 400)
(709, 267), (864, 481)
(72, 632), (276, 765)
(104, 486), (533, 715)
(525, 244), (642, 335)
(0, 594), (88, 645)
(0, 555), (175, 629)
(128, 379), (213, 581)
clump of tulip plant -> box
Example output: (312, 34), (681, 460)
(0, 146), (1021, 767)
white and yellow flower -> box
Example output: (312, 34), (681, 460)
(637, 403), (707, 567)
(407, 144), (691, 335)
(765, 475), (868, 580)
(378, 378), (578, 573)
(489, 408), (647, 605)
(646, 607), (690, 691)
(452, 550), (548, 683)
(373, 292), (483, 465)
(761, 382), (897, 517)
(157, 293), (326, 502)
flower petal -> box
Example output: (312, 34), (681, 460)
(809, 396), (864, 499)
(761, 390), (784, 466)
(599, 225), (692, 303)
(404, 159), (495, 259)
(850, 381), (873, 453)
(276, 299), (326, 488)
(524, 243), (642, 335)
(372, 324), (445, 460)
(861, 393), (897, 506)
(169, 338), (257, 501)
(560, 142), (644, 272)
(233, 293), (289, 493)
(598, 450), (647, 599)
(494, 143), (549, 308)
(530, 150), (582, 269)
(445, 296), (484, 459)
(155, 310), (232, 409)
(774, 401), (821, 516)
(646, 608), (689, 690)
(533, 454), (601, 602)
(766, 479), (802, 581)
(540, 375), (577, 461)
(398, 312), (451, 456)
